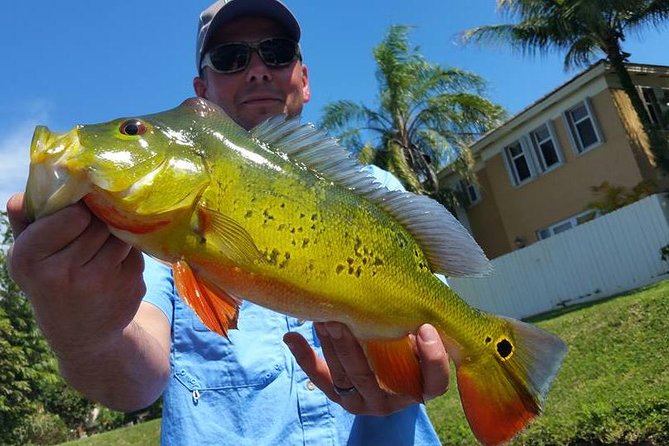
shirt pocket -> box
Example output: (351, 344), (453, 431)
(174, 300), (288, 390)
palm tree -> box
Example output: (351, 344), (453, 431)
(320, 25), (505, 203)
(461, 0), (669, 171)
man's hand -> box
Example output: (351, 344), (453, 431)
(284, 322), (450, 416)
(6, 193), (146, 360)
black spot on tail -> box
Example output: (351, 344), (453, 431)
(496, 339), (513, 359)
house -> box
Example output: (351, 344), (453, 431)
(440, 61), (669, 259)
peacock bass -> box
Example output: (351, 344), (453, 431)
(25, 97), (567, 445)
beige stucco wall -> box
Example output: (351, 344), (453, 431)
(464, 169), (511, 259)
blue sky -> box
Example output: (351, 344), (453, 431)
(1, 0), (667, 207)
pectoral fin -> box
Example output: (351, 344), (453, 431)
(362, 336), (423, 402)
(172, 260), (241, 337)
(195, 203), (264, 265)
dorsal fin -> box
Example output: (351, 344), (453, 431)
(251, 116), (491, 276)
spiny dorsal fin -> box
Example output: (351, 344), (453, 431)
(251, 116), (491, 276)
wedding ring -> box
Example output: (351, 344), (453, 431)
(333, 384), (358, 396)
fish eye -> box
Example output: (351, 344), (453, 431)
(119, 119), (146, 136)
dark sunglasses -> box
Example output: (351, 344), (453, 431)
(201, 37), (301, 74)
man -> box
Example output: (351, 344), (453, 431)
(7, 1), (450, 444)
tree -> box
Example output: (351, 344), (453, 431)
(0, 214), (95, 444)
(321, 25), (505, 204)
(0, 213), (162, 444)
(461, 0), (669, 172)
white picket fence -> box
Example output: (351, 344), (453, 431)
(449, 193), (669, 319)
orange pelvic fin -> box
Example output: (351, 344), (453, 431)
(172, 260), (241, 338)
(363, 336), (423, 402)
(453, 317), (567, 446)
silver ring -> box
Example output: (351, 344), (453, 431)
(333, 384), (357, 396)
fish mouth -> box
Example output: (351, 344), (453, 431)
(25, 126), (90, 221)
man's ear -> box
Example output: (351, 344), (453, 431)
(301, 64), (311, 103)
(193, 75), (207, 98)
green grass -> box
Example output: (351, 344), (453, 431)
(59, 419), (160, 445)
(59, 280), (669, 445)
(428, 279), (669, 445)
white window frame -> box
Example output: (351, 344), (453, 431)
(638, 85), (669, 128)
(528, 121), (564, 173)
(536, 209), (599, 240)
(503, 138), (537, 187)
(563, 98), (604, 154)
(458, 179), (481, 207)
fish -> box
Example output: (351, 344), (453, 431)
(25, 97), (567, 445)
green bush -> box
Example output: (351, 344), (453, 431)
(25, 408), (72, 446)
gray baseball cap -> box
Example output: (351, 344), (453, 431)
(196, 0), (301, 72)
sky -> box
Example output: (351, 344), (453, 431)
(1, 0), (667, 208)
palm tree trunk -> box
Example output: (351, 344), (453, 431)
(607, 53), (669, 172)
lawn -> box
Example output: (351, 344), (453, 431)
(59, 419), (160, 446)
(60, 279), (669, 445)
(428, 279), (669, 445)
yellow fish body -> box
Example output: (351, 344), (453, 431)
(25, 98), (566, 445)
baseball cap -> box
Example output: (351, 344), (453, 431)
(196, 0), (301, 72)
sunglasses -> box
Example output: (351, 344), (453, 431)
(201, 37), (301, 74)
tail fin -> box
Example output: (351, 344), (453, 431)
(454, 317), (567, 446)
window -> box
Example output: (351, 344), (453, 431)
(504, 140), (535, 186)
(563, 99), (603, 153)
(639, 86), (669, 128)
(640, 86), (661, 124)
(458, 179), (480, 207)
(536, 210), (599, 240)
(529, 123), (562, 172)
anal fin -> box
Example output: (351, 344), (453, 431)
(363, 336), (423, 402)
(172, 260), (241, 338)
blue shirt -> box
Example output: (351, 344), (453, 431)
(143, 165), (441, 445)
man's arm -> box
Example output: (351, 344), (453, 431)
(6, 193), (171, 412)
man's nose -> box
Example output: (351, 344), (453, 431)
(245, 52), (272, 82)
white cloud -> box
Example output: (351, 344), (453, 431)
(0, 104), (51, 211)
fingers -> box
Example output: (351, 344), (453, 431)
(286, 322), (450, 416)
(416, 324), (450, 400)
(6, 193), (29, 236)
(14, 202), (92, 262)
(316, 322), (379, 401)
(283, 331), (336, 396)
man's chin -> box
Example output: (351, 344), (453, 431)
(241, 107), (285, 128)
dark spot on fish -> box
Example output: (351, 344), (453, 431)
(310, 224), (316, 230)
(347, 258), (354, 265)
(396, 233), (408, 248)
(311, 214), (318, 221)
(485, 336), (492, 344)
(496, 339), (513, 359)
(299, 213), (306, 219)
(244, 210), (253, 218)
(302, 239), (310, 248)
(414, 249), (420, 258)
(336, 265), (345, 274)
(267, 248), (280, 264)
(278, 252), (291, 269)
(280, 203), (286, 208)
(355, 267), (362, 278)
